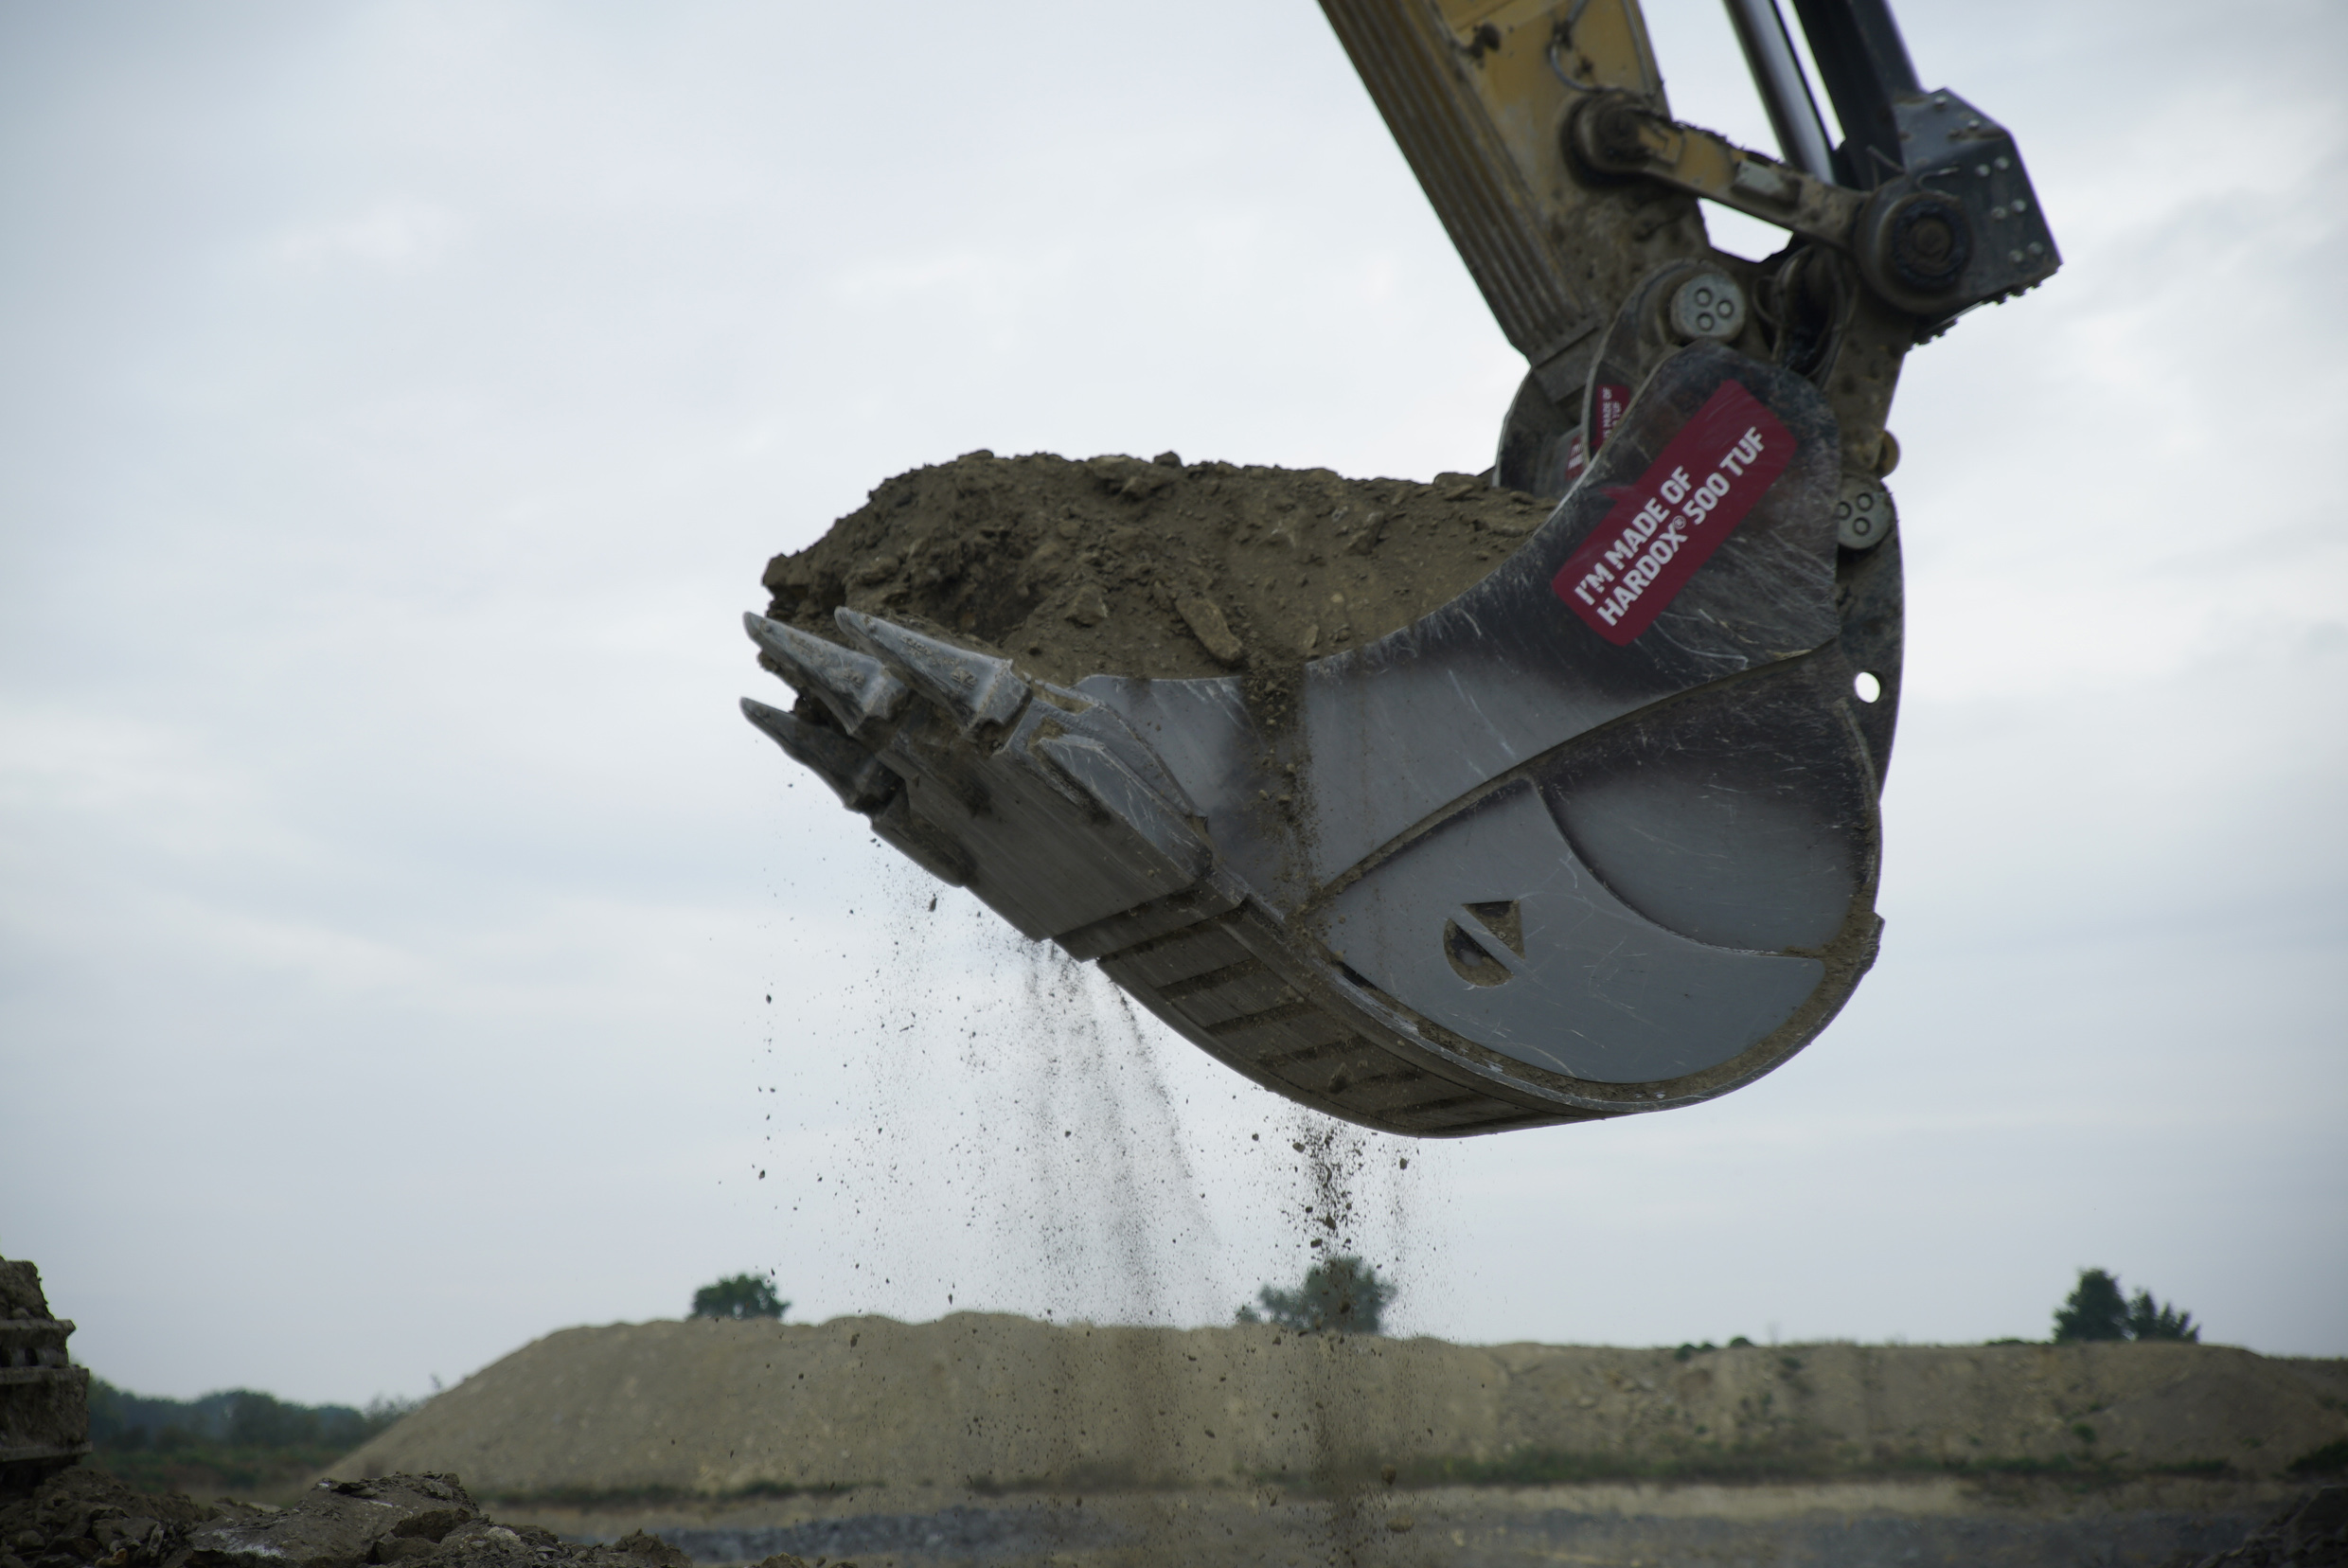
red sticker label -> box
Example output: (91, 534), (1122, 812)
(1559, 429), (1588, 485)
(1589, 383), (1631, 453)
(1551, 379), (1793, 646)
(1560, 383), (1632, 488)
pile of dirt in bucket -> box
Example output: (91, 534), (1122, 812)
(758, 452), (1551, 689)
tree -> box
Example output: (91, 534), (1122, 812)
(224, 1390), (317, 1449)
(2126, 1289), (2199, 1343)
(691, 1273), (788, 1321)
(2053, 1268), (2197, 1344)
(2053, 1268), (2129, 1342)
(1236, 1256), (1393, 1335)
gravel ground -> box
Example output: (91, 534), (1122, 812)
(7, 1463), (2336, 1568)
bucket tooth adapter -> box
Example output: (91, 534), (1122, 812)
(743, 0), (2056, 1136)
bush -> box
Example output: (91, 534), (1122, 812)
(2053, 1268), (2128, 1342)
(87, 1379), (423, 1498)
(88, 1380), (418, 1452)
(2052, 1268), (2198, 1344)
(691, 1273), (789, 1321)
(1236, 1256), (1392, 1335)
(2286, 1437), (2348, 1477)
(2126, 1290), (2198, 1342)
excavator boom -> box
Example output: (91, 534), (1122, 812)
(741, 0), (2057, 1135)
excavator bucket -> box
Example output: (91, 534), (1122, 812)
(748, 346), (1891, 1133)
(742, 0), (2052, 1134)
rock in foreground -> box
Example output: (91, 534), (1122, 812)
(0, 1469), (811, 1568)
(2179, 1486), (2347, 1566)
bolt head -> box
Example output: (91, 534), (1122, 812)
(1668, 271), (1747, 342)
(1880, 192), (1972, 292)
(1836, 475), (1896, 550)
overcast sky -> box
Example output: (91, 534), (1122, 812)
(2, 0), (2341, 1408)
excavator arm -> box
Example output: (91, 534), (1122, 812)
(1333, 0), (2054, 481)
(739, 0), (2057, 1135)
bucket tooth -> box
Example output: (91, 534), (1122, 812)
(835, 610), (1029, 739)
(739, 697), (899, 814)
(742, 613), (909, 740)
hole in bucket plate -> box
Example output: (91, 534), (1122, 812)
(1854, 670), (1882, 704)
(1442, 919), (1511, 988)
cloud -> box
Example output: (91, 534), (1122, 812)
(266, 199), (460, 273)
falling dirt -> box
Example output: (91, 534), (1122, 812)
(756, 857), (1432, 1560)
(757, 451), (1550, 693)
(781, 868), (1230, 1331)
(764, 865), (1246, 1540)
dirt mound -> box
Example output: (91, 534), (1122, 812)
(758, 452), (1550, 689)
(331, 1316), (2348, 1499)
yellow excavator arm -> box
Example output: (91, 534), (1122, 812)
(1325, 0), (2054, 489)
